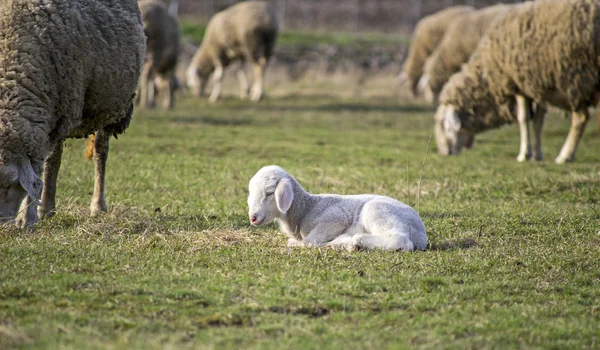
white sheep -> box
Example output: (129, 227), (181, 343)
(247, 166), (428, 251)
(186, 1), (279, 102)
(435, 0), (599, 164)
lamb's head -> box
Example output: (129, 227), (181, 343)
(248, 165), (294, 226)
(434, 104), (475, 156)
(0, 156), (42, 225)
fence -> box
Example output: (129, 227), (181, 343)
(178, 0), (524, 34)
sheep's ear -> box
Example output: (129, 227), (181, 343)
(18, 158), (42, 206)
(275, 178), (294, 214)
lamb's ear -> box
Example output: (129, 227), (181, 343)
(275, 178), (294, 214)
(18, 158), (42, 206)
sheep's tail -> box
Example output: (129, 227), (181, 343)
(84, 133), (96, 160)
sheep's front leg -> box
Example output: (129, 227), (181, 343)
(90, 130), (109, 215)
(208, 64), (224, 103)
(39, 141), (63, 218)
(139, 61), (155, 108)
(516, 95), (532, 162)
(532, 103), (546, 161)
(249, 57), (266, 102)
(556, 109), (590, 164)
(236, 62), (249, 100)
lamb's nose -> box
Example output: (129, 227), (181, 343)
(250, 215), (257, 223)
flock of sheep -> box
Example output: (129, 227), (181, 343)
(0, 0), (597, 251)
(400, 0), (598, 165)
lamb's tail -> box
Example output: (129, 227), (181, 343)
(84, 133), (96, 160)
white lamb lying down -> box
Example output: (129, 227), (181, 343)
(247, 165), (428, 251)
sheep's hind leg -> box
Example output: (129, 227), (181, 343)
(249, 58), (266, 102)
(237, 61), (249, 100)
(90, 130), (109, 216)
(556, 109), (589, 164)
(39, 141), (64, 218)
(531, 103), (546, 161)
(516, 95), (532, 162)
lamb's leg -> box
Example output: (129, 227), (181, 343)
(249, 57), (266, 102)
(16, 196), (38, 229)
(208, 64), (224, 103)
(90, 130), (109, 215)
(531, 103), (546, 161)
(287, 238), (304, 247)
(352, 233), (414, 252)
(237, 62), (249, 100)
(556, 109), (590, 164)
(39, 141), (63, 218)
(303, 222), (347, 248)
(516, 95), (532, 162)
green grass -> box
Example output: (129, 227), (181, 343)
(180, 20), (408, 48)
(2, 94), (600, 349)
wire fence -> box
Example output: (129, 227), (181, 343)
(178, 0), (524, 33)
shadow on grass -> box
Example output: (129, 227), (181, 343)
(428, 238), (479, 251)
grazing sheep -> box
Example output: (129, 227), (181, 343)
(248, 166), (428, 251)
(397, 5), (474, 97)
(0, 0), (145, 227)
(422, 3), (514, 103)
(138, 0), (181, 109)
(186, 1), (279, 102)
(434, 0), (599, 164)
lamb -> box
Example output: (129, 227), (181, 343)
(397, 5), (474, 97)
(434, 0), (599, 164)
(421, 3), (514, 103)
(0, 0), (145, 227)
(186, 1), (279, 102)
(137, 0), (181, 109)
(247, 166), (428, 251)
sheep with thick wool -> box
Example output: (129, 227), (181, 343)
(397, 5), (474, 97)
(248, 166), (428, 251)
(0, 0), (145, 227)
(422, 3), (514, 103)
(186, 1), (278, 102)
(435, 0), (599, 164)
(137, 0), (181, 109)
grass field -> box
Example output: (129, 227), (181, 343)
(1, 92), (600, 349)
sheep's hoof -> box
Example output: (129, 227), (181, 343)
(90, 202), (107, 216)
(555, 155), (575, 164)
(38, 207), (56, 219)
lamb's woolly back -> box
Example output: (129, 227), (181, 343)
(400, 5), (474, 95)
(440, 0), (600, 132)
(424, 3), (514, 100)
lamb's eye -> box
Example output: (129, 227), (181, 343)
(265, 192), (274, 197)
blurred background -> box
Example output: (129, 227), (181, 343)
(175, 0), (525, 99)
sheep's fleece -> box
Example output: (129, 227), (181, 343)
(0, 0), (145, 225)
(248, 166), (428, 251)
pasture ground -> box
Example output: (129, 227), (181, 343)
(1, 88), (600, 348)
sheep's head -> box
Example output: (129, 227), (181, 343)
(185, 63), (211, 97)
(0, 157), (42, 226)
(248, 165), (294, 226)
(434, 104), (475, 156)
